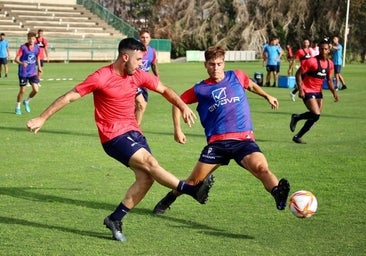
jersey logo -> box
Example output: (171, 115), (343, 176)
(140, 60), (149, 72)
(212, 87), (227, 101)
(208, 87), (240, 112)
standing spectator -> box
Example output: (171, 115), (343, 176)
(26, 38), (213, 242)
(331, 36), (347, 90)
(286, 43), (294, 75)
(288, 38), (313, 101)
(14, 32), (42, 115)
(135, 29), (159, 126)
(0, 33), (9, 78)
(275, 37), (284, 82)
(153, 45), (290, 215)
(263, 37), (282, 87)
(36, 29), (49, 82)
(289, 40), (339, 144)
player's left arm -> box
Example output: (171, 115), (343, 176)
(247, 79), (279, 109)
(154, 81), (197, 127)
(37, 54), (43, 74)
(326, 63), (339, 102)
(44, 39), (49, 62)
(151, 62), (159, 77)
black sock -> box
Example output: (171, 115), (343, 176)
(110, 203), (130, 221)
(296, 119), (315, 138)
(271, 186), (278, 197)
(291, 88), (298, 94)
(297, 111), (312, 121)
(176, 180), (196, 197)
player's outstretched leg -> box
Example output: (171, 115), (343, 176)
(153, 174), (215, 215)
(271, 178), (290, 210)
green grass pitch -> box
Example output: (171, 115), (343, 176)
(0, 60), (365, 255)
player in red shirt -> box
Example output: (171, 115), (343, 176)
(288, 38), (313, 101)
(26, 38), (214, 242)
(36, 29), (48, 81)
(289, 39), (339, 144)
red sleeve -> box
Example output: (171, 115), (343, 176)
(16, 48), (23, 57)
(295, 50), (303, 60)
(234, 70), (250, 89)
(181, 87), (197, 104)
(133, 69), (159, 90)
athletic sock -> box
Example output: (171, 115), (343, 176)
(16, 102), (21, 109)
(296, 119), (315, 138)
(271, 186), (278, 197)
(176, 180), (196, 197)
(110, 203), (130, 221)
(297, 111), (312, 121)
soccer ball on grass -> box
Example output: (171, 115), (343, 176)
(289, 190), (318, 218)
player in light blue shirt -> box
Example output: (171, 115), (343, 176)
(331, 36), (347, 90)
(0, 33), (9, 78)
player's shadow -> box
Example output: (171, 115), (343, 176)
(133, 208), (255, 240)
(0, 186), (114, 211)
(0, 125), (97, 138)
(0, 187), (254, 240)
(0, 215), (109, 240)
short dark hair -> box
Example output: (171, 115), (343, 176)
(139, 29), (150, 36)
(27, 31), (37, 38)
(118, 38), (146, 53)
(0, 33), (5, 36)
(204, 46), (226, 61)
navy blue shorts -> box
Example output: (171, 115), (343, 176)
(19, 76), (40, 87)
(303, 92), (323, 103)
(102, 131), (151, 167)
(199, 140), (262, 167)
(266, 65), (277, 72)
(334, 65), (342, 74)
(136, 87), (149, 102)
(0, 57), (7, 65)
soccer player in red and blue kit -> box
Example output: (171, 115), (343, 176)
(153, 46), (290, 215)
(290, 39), (339, 144)
(14, 31), (42, 115)
(135, 30), (159, 126)
(26, 38), (213, 242)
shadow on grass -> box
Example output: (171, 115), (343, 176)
(0, 186), (114, 210)
(1, 187), (254, 240)
(0, 216), (110, 240)
(0, 125), (96, 137)
(133, 208), (255, 240)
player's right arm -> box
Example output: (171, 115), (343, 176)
(27, 89), (81, 134)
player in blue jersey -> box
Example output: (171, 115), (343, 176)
(331, 36), (347, 90)
(153, 46), (290, 215)
(0, 33), (9, 78)
(135, 30), (160, 125)
(14, 31), (42, 115)
(263, 37), (282, 87)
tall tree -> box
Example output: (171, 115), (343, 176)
(111, 0), (366, 61)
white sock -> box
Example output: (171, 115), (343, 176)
(16, 102), (21, 109)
